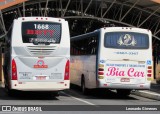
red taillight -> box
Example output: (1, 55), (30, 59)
(147, 66), (152, 77)
(148, 70), (152, 73)
(98, 68), (104, 71)
(98, 64), (104, 76)
(12, 59), (17, 80)
(64, 60), (70, 80)
(98, 72), (104, 75)
(147, 74), (151, 77)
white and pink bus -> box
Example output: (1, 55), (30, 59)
(70, 27), (152, 96)
(3, 17), (70, 96)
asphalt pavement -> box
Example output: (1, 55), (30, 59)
(132, 81), (160, 100)
(0, 80), (160, 100)
(0, 81), (159, 114)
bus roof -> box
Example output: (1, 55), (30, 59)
(71, 27), (151, 41)
(71, 30), (99, 41)
(16, 17), (66, 22)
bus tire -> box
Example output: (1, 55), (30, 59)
(116, 89), (131, 97)
(52, 91), (59, 97)
(81, 77), (88, 95)
(49, 91), (59, 98)
(7, 89), (16, 97)
(4, 84), (10, 96)
(4, 83), (17, 97)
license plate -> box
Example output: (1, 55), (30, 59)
(121, 78), (130, 82)
(36, 76), (46, 80)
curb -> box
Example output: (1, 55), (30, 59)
(132, 90), (160, 100)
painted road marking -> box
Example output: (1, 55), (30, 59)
(139, 91), (160, 96)
(60, 91), (96, 106)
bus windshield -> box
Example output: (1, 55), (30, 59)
(22, 21), (61, 44)
(104, 32), (149, 49)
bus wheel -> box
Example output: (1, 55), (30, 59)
(4, 83), (16, 97)
(81, 78), (88, 95)
(116, 89), (131, 97)
(5, 84), (11, 96)
(7, 89), (16, 97)
(48, 91), (59, 98)
(52, 91), (59, 97)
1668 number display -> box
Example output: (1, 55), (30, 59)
(34, 24), (49, 29)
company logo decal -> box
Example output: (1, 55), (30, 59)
(106, 63), (146, 77)
(106, 67), (144, 77)
(117, 34), (137, 46)
(34, 60), (48, 68)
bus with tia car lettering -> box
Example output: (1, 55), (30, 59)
(70, 27), (152, 96)
(3, 17), (70, 96)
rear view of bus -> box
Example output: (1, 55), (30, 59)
(4, 17), (70, 95)
(98, 27), (152, 96)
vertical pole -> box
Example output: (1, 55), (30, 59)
(0, 43), (2, 82)
(17, 8), (22, 17)
(44, 0), (49, 17)
(81, 0), (83, 16)
(60, 0), (62, 17)
(23, 2), (25, 17)
(39, 3), (43, 16)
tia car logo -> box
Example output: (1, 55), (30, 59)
(117, 34), (137, 46)
(33, 60), (48, 68)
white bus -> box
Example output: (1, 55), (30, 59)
(3, 17), (70, 96)
(70, 27), (152, 96)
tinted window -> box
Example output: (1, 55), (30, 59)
(22, 22), (61, 43)
(71, 35), (98, 55)
(104, 32), (149, 49)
